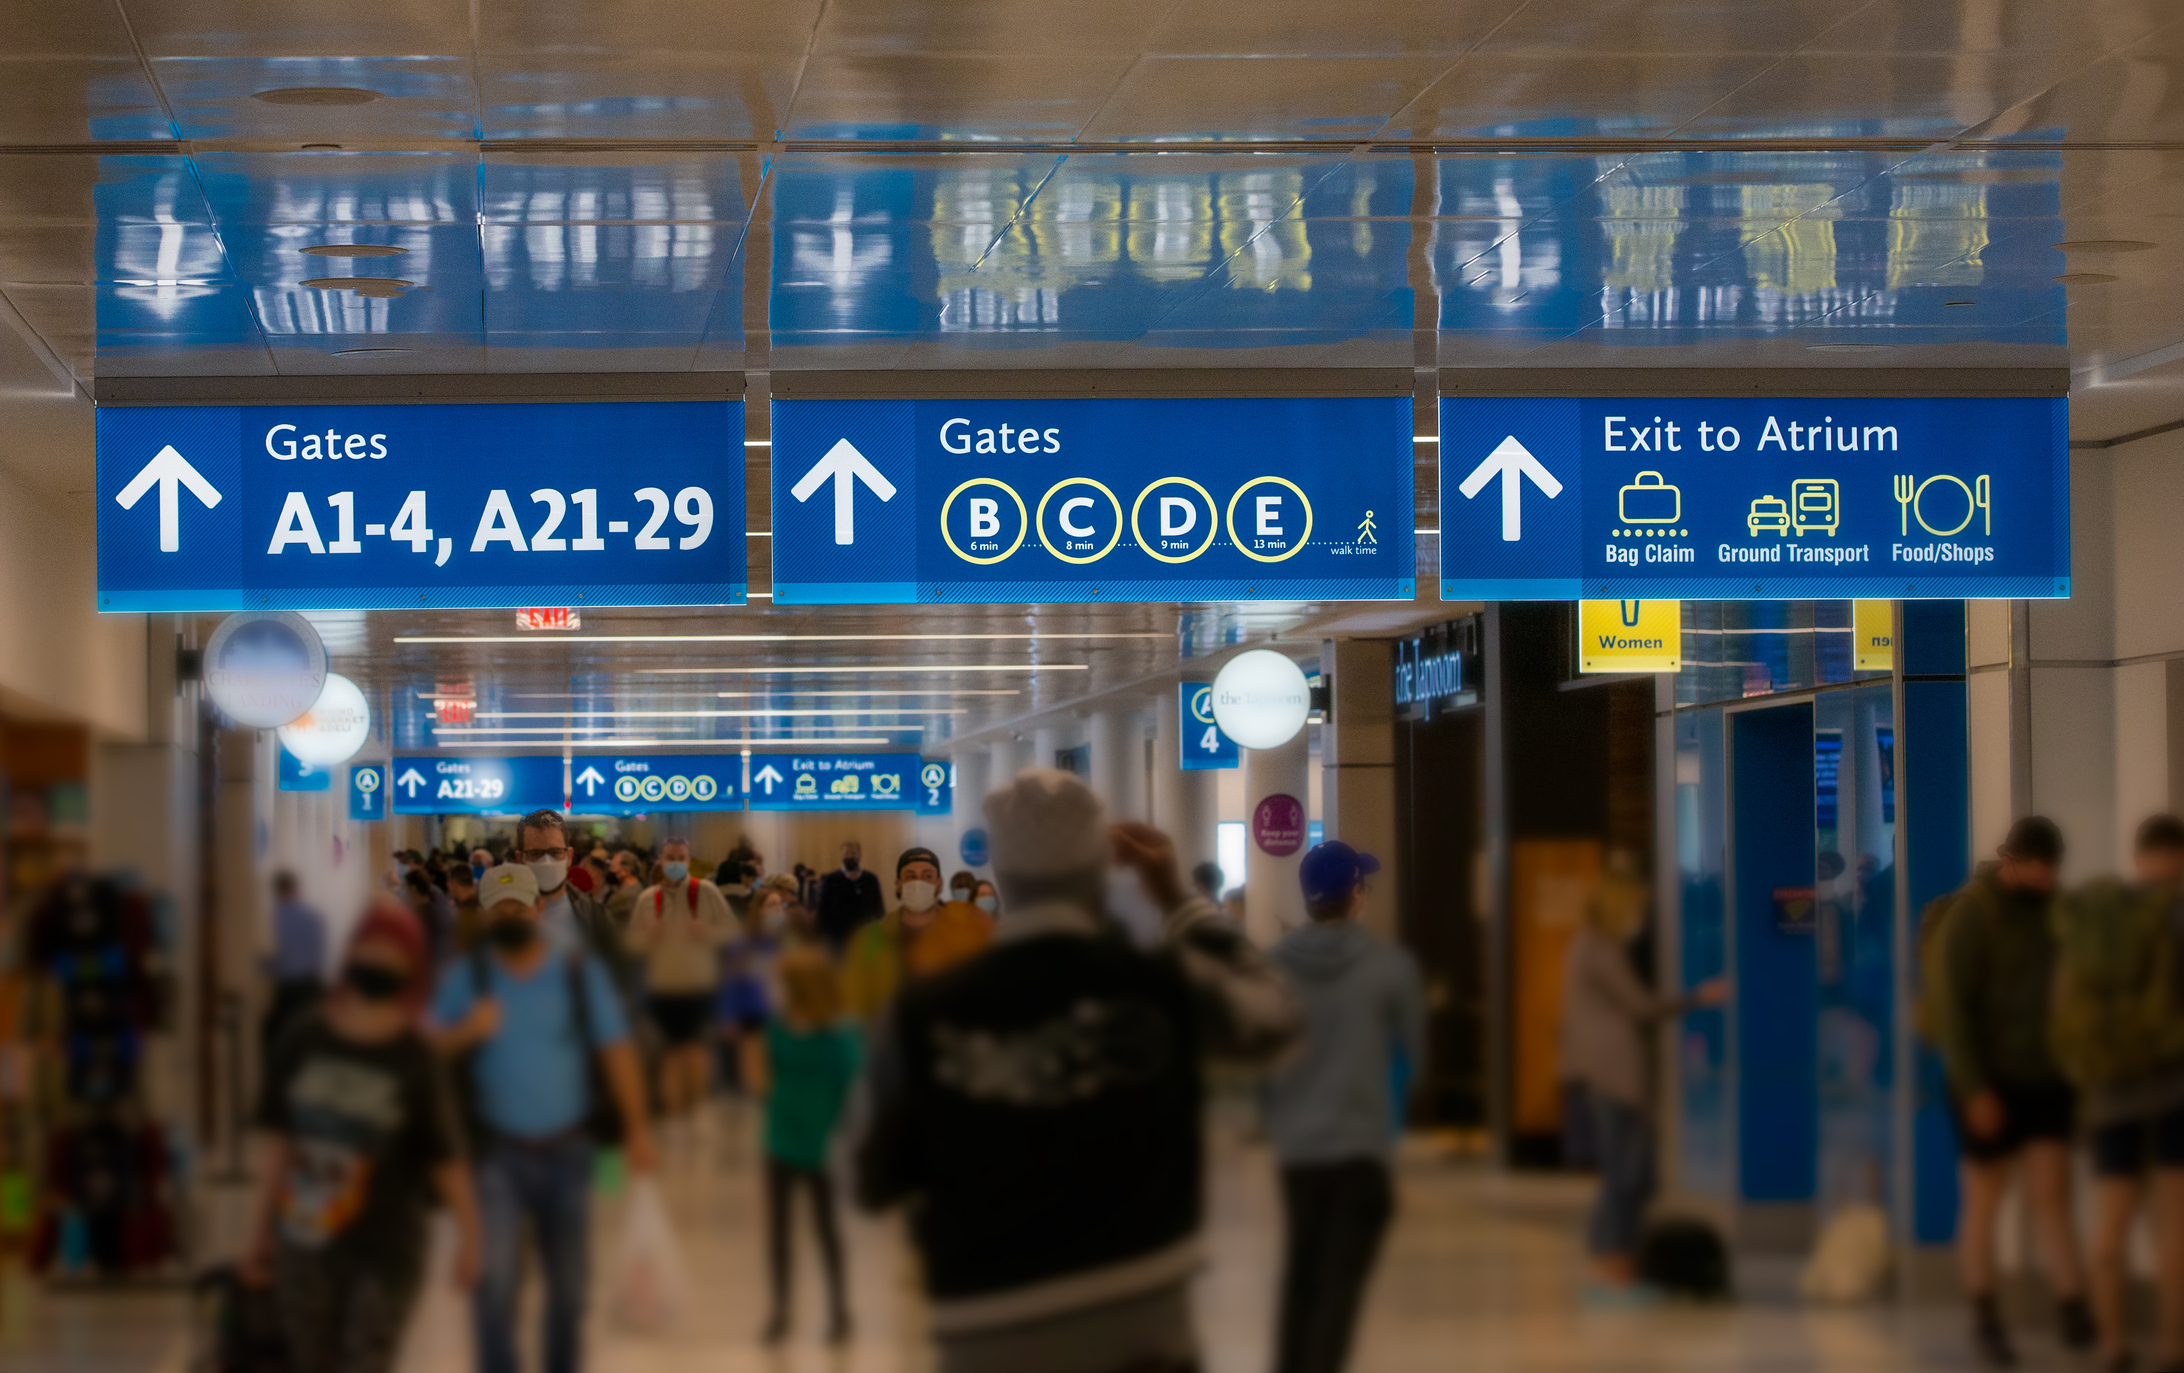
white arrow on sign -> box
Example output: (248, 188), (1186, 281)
(115, 444), (223, 552)
(753, 763), (786, 795)
(1458, 435), (1563, 542)
(395, 767), (427, 798)
(791, 438), (896, 545)
(575, 765), (606, 797)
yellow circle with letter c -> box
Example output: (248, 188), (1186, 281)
(1036, 477), (1123, 564)
(1225, 476), (1313, 563)
(1130, 477), (1219, 564)
(939, 478), (1027, 565)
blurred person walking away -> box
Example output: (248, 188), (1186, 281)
(720, 859), (759, 922)
(403, 868), (456, 967)
(431, 864), (657, 1373)
(718, 878), (795, 1095)
(2057, 815), (2184, 1373)
(603, 851), (643, 933)
(626, 838), (736, 1125)
(1263, 841), (1424, 1373)
(1559, 871), (1729, 1304)
(244, 901), (482, 1373)
(840, 847), (993, 1024)
(265, 871), (328, 1057)
(817, 842), (884, 951)
(858, 770), (1300, 1373)
(744, 945), (861, 1345)
(1192, 862), (1226, 904)
(469, 848), (495, 883)
(1929, 816), (2092, 1366)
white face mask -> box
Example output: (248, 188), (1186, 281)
(528, 857), (568, 894)
(758, 902), (786, 934)
(899, 880), (938, 914)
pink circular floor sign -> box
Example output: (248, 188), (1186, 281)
(1252, 794), (1305, 856)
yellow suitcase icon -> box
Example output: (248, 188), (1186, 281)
(1618, 471), (1681, 525)
(1791, 477), (1839, 536)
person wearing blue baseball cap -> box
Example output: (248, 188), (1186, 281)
(1262, 839), (1425, 1373)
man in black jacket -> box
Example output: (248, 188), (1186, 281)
(858, 769), (1299, 1373)
(816, 841), (885, 950)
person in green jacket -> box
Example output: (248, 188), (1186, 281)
(1931, 815), (2092, 1367)
(741, 943), (861, 1346)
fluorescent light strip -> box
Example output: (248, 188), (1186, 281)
(745, 440), (770, 447)
(1415, 436), (1438, 443)
(715, 689), (1022, 698)
(640, 664), (1088, 675)
(435, 736), (897, 748)
(393, 632), (1158, 645)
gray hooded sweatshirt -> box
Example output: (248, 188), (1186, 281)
(1263, 919), (1427, 1166)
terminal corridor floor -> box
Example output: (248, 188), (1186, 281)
(0, 1107), (2088, 1373)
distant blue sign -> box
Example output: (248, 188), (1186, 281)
(746, 753), (921, 811)
(1438, 396), (2069, 600)
(277, 743), (331, 792)
(915, 759), (953, 816)
(97, 401), (745, 611)
(349, 764), (387, 821)
(771, 398), (1414, 604)
(1179, 683), (1238, 771)
(390, 755), (564, 815)
(960, 828), (990, 868)
(567, 754), (741, 814)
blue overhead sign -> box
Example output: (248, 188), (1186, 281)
(349, 764), (387, 822)
(568, 754), (741, 814)
(914, 759), (953, 816)
(1438, 396), (2068, 600)
(390, 755), (564, 816)
(746, 753), (922, 811)
(277, 743), (331, 792)
(770, 398), (1414, 604)
(1179, 683), (1238, 771)
(97, 401), (745, 611)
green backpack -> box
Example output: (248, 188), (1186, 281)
(1914, 867), (1995, 1045)
(2049, 878), (2184, 1088)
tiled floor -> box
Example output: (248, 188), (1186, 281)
(0, 1103), (2090, 1372)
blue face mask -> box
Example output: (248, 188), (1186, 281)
(663, 860), (690, 883)
(471, 863), (487, 882)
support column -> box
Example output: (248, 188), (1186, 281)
(1320, 640), (1399, 941)
(1088, 705), (1147, 821)
(989, 736), (1022, 787)
(951, 749), (991, 877)
(1153, 684), (1217, 876)
(1244, 730), (1310, 945)
(1032, 723), (1062, 773)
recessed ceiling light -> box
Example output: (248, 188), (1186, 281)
(331, 347), (412, 357)
(301, 277), (412, 298)
(253, 87), (382, 106)
(1806, 343), (1895, 352)
(2053, 272), (2119, 285)
(303, 244), (405, 258)
(2052, 240), (2156, 253)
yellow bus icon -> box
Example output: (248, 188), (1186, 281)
(1791, 478), (1839, 536)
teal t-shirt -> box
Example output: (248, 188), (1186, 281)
(764, 1023), (861, 1169)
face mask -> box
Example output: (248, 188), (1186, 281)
(975, 894), (998, 914)
(758, 903), (786, 934)
(471, 863), (487, 882)
(842, 856), (860, 873)
(900, 880), (938, 914)
(663, 861), (690, 883)
(344, 963), (408, 1003)
(486, 916), (536, 951)
(528, 858), (568, 894)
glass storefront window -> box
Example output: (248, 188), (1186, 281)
(1677, 601), (1887, 707)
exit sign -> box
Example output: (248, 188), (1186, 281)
(516, 607), (581, 631)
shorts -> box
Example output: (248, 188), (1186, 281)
(2092, 1102), (2184, 1178)
(1954, 1081), (2076, 1162)
(648, 993), (714, 1047)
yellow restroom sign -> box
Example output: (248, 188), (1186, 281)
(1579, 600), (1682, 673)
(1853, 600), (1894, 670)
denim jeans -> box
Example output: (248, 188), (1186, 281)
(475, 1136), (594, 1373)
(1586, 1091), (1656, 1257)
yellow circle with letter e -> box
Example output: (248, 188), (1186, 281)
(1225, 476), (1313, 563)
(939, 478), (1027, 565)
(1036, 477), (1123, 564)
(1130, 477), (1218, 564)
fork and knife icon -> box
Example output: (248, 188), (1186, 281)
(1894, 473), (1991, 537)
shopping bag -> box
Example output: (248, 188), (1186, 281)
(607, 1179), (690, 1335)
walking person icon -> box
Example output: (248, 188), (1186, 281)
(1357, 510), (1377, 544)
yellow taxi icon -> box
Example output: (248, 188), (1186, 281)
(1748, 494), (1791, 536)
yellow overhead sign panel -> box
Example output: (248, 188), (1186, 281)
(1854, 600), (1894, 671)
(1579, 600), (1681, 674)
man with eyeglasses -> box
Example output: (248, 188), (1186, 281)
(514, 809), (623, 974)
